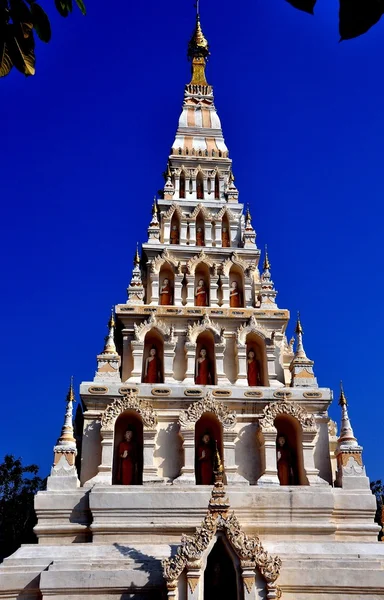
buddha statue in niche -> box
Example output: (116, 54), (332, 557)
(247, 349), (260, 386)
(117, 429), (137, 485)
(229, 280), (242, 307)
(195, 279), (208, 306)
(276, 435), (294, 486)
(144, 346), (161, 383)
(196, 432), (214, 485)
(196, 227), (205, 246)
(159, 277), (172, 305)
(222, 226), (230, 247)
(195, 347), (212, 385)
(170, 224), (179, 245)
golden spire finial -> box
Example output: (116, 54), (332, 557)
(134, 243), (140, 266)
(339, 380), (348, 407)
(108, 307), (115, 329)
(295, 311), (303, 335)
(66, 376), (75, 403)
(188, 9), (210, 86)
(263, 244), (271, 271)
(152, 196), (158, 217)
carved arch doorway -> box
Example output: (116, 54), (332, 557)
(204, 535), (241, 599)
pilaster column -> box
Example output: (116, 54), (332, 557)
(186, 560), (202, 599)
(210, 273), (219, 306)
(174, 273), (184, 306)
(229, 222), (238, 246)
(129, 340), (144, 382)
(164, 342), (177, 383)
(215, 341), (230, 385)
(189, 221), (196, 245)
(235, 344), (248, 386)
(143, 429), (163, 484)
(149, 272), (159, 305)
(205, 219), (212, 247)
(166, 582), (177, 600)
(241, 562), (257, 600)
(223, 430), (248, 484)
(174, 173), (180, 198)
(302, 430), (328, 486)
(266, 583), (280, 599)
(180, 218), (188, 245)
(84, 429), (113, 487)
(244, 274), (253, 308)
(265, 339), (279, 387)
(214, 221), (222, 247)
(163, 220), (171, 245)
(186, 274), (195, 306)
(257, 429), (280, 486)
(221, 275), (230, 307)
(174, 428), (195, 484)
(184, 341), (196, 384)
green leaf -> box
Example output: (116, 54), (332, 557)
(54, 0), (69, 17)
(31, 3), (51, 42)
(9, 22), (35, 76)
(0, 36), (14, 77)
(285, 0), (316, 14)
(74, 0), (86, 16)
(9, 0), (33, 24)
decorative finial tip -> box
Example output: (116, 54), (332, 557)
(66, 376), (75, 403)
(263, 244), (271, 271)
(295, 311), (303, 335)
(339, 380), (348, 406)
(108, 307), (115, 329)
(134, 243), (140, 266)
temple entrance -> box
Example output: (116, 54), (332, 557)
(113, 410), (143, 485)
(204, 537), (238, 599)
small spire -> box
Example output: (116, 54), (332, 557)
(295, 311), (303, 336)
(56, 377), (76, 446)
(188, 12), (210, 86)
(66, 375), (75, 403)
(263, 244), (271, 271)
(339, 380), (347, 407)
(229, 170), (235, 183)
(103, 307), (117, 354)
(165, 163), (172, 180)
(134, 243), (140, 266)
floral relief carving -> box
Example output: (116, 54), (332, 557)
(214, 206), (236, 222)
(190, 202), (212, 219)
(150, 248), (179, 274)
(163, 202), (184, 219)
(134, 313), (170, 342)
(259, 399), (316, 433)
(187, 313), (223, 344)
(236, 315), (271, 345)
(100, 391), (157, 431)
(222, 252), (252, 276)
(179, 391), (236, 430)
(187, 250), (214, 275)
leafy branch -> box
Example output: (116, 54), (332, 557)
(0, 0), (85, 78)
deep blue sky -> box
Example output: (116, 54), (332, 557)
(1, 0), (382, 481)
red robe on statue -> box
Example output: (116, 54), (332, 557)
(145, 357), (160, 383)
(117, 441), (136, 485)
(229, 288), (242, 308)
(277, 446), (292, 486)
(247, 359), (259, 386)
(159, 283), (172, 305)
(195, 285), (208, 306)
(195, 357), (211, 385)
(197, 443), (214, 485)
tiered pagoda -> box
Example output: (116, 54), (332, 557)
(1, 11), (383, 600)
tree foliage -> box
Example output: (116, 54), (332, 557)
(0, 0), (85, 78)
(286, 0), (384, 40)
(370, 479), (384, 541)
(0, 454), (44, 562)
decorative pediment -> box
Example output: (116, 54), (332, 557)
(186, 313), (223, 344)
(259, 399), (316, 433)
(214, 206), (236, 222)
(150, 248), (179, 274)
(162, 482), (281, 591)
(179, 391), (236, 430)
(163, 202), (184, 219)
(222, 252), (252, 276)
(190, 203), (212, 219)
(100, 391), (157, 431)
(134, 313), (170, 342)
(236, 315), (271, 345)
(187, 250), (214, 275)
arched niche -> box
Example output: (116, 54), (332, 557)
(222, 212), (230, 247)
(195, 412), (223, 485)
(142, 329), (164, 384)
(214, 172), (220, 200)
(274, 414), (308, 486)
(159, 264), (174, 306)
(170, 212), (180, 244)
(203, 536), (240, 598)
(196, 171), (204, 200)
(196, 211), (205, 246)
(179, 171), (186, 199)
(246, 333), (268, 386)
(195, 331), (216, 385)
(194, 262), (210, 307)
(229, 264), (244, 308)
(113, 410), (143, 485)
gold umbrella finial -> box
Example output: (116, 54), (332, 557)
(339, 380), (348, 407)
(108, 307), (115, 329)
(263, 244), (271, 271)
(66, 376), (75, 403)
(134, 243), (140, 266)
(295, 311), (303, 336)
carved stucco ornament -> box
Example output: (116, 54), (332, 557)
(215, 205), (236, 222)
(187, 312), (223, 344)
(134, 313), (170, 342)
(100, 391), (158, 431)
(187, 250), (214, 274)
(222, 252), (252, 277)
(179, 391), (236, 430)
(150, 248), (179, 274)
(259, 399), (316, 433)
(162, 483), (282, 594)
(163, 202), (184, 219)
(236, 314), (271, 345)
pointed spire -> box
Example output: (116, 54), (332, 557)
(295, 311), (304, 336)
(263, 244), (271, 271)
(134, 243), (140, 266)
(127, 243), (145, 304)
(188, 12), (210, 87)
(337, 381), (357, 446)
(56, 377), (76, 446)
(103, 307), (117, 354)
(289, 312), (318, 387)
